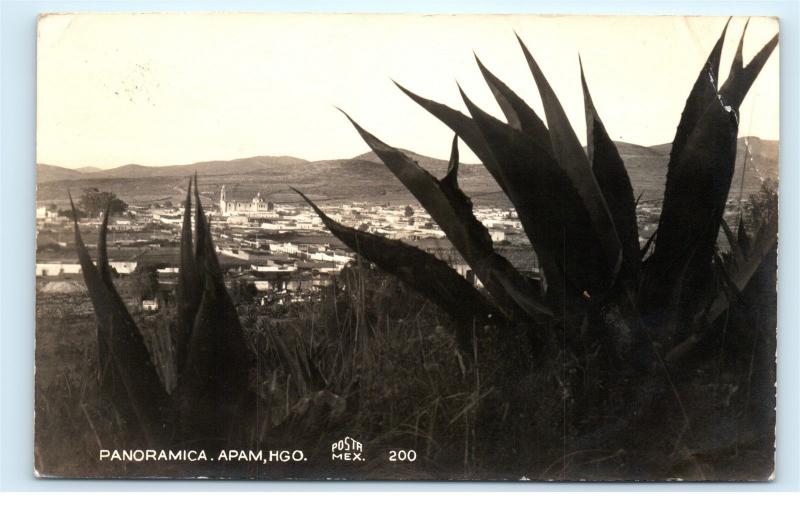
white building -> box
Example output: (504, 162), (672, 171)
(36, 206), (59, 220)
(219, 186), (272, 217)
(36, 262), (82, 276)
(109, 261), (138, 274)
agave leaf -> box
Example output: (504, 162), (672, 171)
(394, 82), (511, 194)
(394, 81), (561, 297)
(580, 60), (640, 291)
(342, 112), (551, 318)
(720, 218), (744, 268)
(488, 269), (552, 319)
(458, 88), (615, 297)
(395, 82), (563, 301)
(729, 213), (777, 294)
(667, 215), (776, 363)
(441, 133), (460, 186)
(193, 174), (208, 263)
(342, 111), (487, 259)
(737, 216), (751, 256)
(717, 216), (775, 307)
(728, 19), (749, 80)
(440, 134), (552, 318)
(396, 78), (561, 264)
(293, 187), (501, 328)
(642, 26), (776, 328)
(174, 177), (202, 376)
(640, 229), (657, 261)
(634, 191), (644, 209)
(719, 31), (778, 109)
(178, 186), (254, 448)
(516, 36), (622, 282)
(640, 97), (739, 325)
(70, 195), (168, 444)
(713, 250), (743, 304)
(97, 201), (113, 288)
(473, 53), (552, 155)
(668, 19), (729, 170)
(95, 202), (114, 371)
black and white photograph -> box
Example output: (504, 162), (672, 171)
(33, 13), (779, 481)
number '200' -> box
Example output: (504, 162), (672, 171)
(389, 449), (417, 462)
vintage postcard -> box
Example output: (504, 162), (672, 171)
(35, 13), (779, 480)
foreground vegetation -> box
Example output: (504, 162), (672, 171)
(35, 185), (775, 480)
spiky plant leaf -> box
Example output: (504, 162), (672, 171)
(642, 26), (777, 333)
(293, 187), (500, 330)
(174, 177), (202, 377)
(720, 31), (779, 109)
(516, 35), (622, 281)
(178, 182), (254, 448)
(442, 135), (553, 319)
(473, 54), (552, 154)
(720, 218), (745, 269)
(728, 19), (748, 80)
(70, 196), (168, 444)
(640, 229), (657, 261)
(342, 113), (551, 318)
(640, 96), (739, 330)
(97, 201), (114, 288)
(193, 176), (208, 263)
(668, 19), (729, 169)
(667, 214), (776, 363)
(737, 216), (751, 256)
(713, 250), (743, 304)
(727, 214), (777, 295)
(458, 88), (613, 297)
(394, 81), (564, 298)
(394, 82), (511, 193)
(395, 82), (567, 299)
(580, 60), (640, 293)
(95, 202), (113, 370)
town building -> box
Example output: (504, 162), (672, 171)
(218, 185), (273, 217)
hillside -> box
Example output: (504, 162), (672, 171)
(354, 148), (487, 176)
(36, 137), (778, 207)
(36, 164), (85, 182)
(36, 155), (308, 183)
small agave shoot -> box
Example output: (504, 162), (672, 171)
(295, 21), (778, 478)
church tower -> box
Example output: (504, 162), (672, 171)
(219, 185), (227, 214)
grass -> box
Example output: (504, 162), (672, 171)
(35, 268), (502, 479)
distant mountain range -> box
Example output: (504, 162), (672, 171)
(38, 155), (309, 182)
(36, 137), (778, 207)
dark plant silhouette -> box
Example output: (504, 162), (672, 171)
(298, 22), (777, 364)
(70, 177), (255, 453)
(292, 22), (778, 477)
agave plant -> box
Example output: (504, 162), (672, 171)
(297, 21), (777, 366)
(70, 176), (256, 452)
(293, 21), (778, 472)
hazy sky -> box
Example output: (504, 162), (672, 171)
(37, 13), (779, 169)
